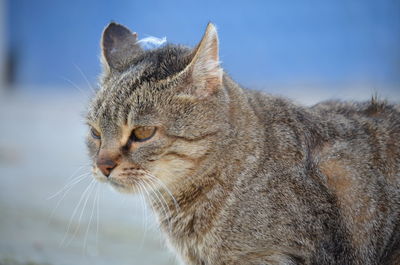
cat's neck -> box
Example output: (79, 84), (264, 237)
(148, 74), (263, 244)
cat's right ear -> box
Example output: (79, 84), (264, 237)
(101, 22), (143, 72)
(175, 23), (223, 99)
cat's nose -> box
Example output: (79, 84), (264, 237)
(96, 154), (119, 177)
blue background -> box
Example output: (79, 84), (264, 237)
(6, 0), (400, 96)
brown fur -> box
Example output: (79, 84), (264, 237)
(85, 22), (400, 265)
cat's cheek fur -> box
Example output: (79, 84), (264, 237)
(167, 138), (211, 159)
(147, 156), (196, 185)
(146, 138), (211, 184)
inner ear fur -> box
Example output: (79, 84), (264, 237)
(179, 23), (223, 98)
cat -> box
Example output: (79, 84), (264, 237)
(86, 22), (400, 265)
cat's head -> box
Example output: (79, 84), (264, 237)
(86, 22), (230, 193)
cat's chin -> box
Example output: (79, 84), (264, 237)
(109, 181), (137, 194)
(93, 175), (108, 183)
(107, 177), (140, 194)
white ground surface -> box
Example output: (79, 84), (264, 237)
(0, 86), (398, 265)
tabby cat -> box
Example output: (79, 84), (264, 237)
(86, 22), (400, 265)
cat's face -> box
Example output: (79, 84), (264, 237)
(86, 23), (227, 193)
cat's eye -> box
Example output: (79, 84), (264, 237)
(91, 127), (101, 139)
(131, 126), (156, 142)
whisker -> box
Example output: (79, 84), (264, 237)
(145, 178), (172, 214)
(83, 182), (99, 252)
(136, 181), (149, 251)
(59, 75), (89, 101)
(138, 182), (165, 231)
(139, 181), (166, 220)
(95, 184), (102, 252)
(61, 178), (95, 246)
(69, 179), (97, 246)
(142, 178), (175, 247)
(74, 63), (96, 94)
(145, 173), (180, 212)
(142, 178), (173, 233)
(47, 169), (91, 200)
(48, 173), (91, 224)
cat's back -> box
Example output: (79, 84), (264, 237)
(246, 90), (400, 185)
(310, 99), (400, 187)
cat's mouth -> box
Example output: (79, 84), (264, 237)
(92, 165), (151, 193)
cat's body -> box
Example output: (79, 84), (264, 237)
(151, 78), (400, 265)
(86, 23), (400, 265)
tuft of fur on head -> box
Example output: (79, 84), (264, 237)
(137, 36), (167, 50)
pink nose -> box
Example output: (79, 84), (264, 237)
(96, 155), (119, 177)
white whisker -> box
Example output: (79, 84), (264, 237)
(61, 178), (95, 246)
(95, 184), (102, 252)
(48, 173), (91, 224)
(136, 181), (149, 251)
(145, 173), (180, 211)
(138, 181), (164, 232)
(83, 182), (99, 252)
(139, 181), (165, 219)
(59, 75), (89, 101)
(47, 169), (91, 200)
(142, 178), (173, 233)
(74, 63), (96, 94)
(137, 182), (157, 229)
(69, 179), (97, 247)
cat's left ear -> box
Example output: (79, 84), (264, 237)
(101, 22), (143, 72)
(181, 23), (222, 98)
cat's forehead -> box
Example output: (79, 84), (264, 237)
(87, 81), (158, 129)
(103, 44), (192, 94)
(120, 44), (191, 83)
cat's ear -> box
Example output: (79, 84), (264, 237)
(181, 23), (222, 98)
(101, 22), (143, 72)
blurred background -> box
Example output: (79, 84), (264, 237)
(0, 0), (399, 265)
